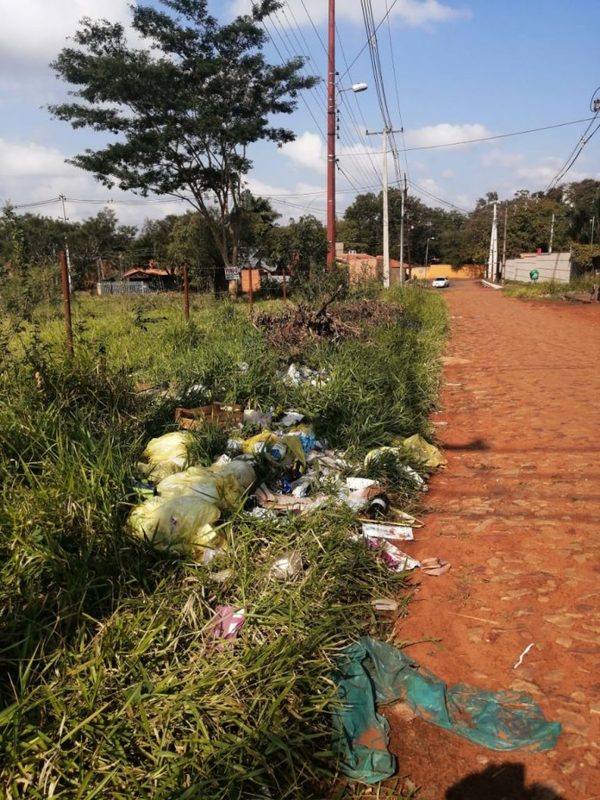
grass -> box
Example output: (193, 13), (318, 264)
(0, 285), (447, 799)
(502, 274), (598, 300)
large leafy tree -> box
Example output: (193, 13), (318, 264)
(49, 0), (316, 289)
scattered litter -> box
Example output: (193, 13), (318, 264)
(339, 478), (389, 513)
(243, 408), (273, 428)
(364, 448), (428, 491)
(210, 569), (233, 583)
(332, 637), (562, 784)
(269, 551), (303, 580)
(255, 484), (327, 515)
(284, 363), (327, 387)
(396, 433), (446, 469)
(279, 411), (305, 427)
(420, 557), (451, 576)
(371, 598), (399, 612)
(361, 522), (414, 541)
(176, 402), (243, 431)
(211, 605), (246, 643)
(361, 530), (420, 572)
(242, 432), (306, 466)
(513, 642), (535, 670)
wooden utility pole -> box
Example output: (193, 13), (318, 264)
(183, 264), (190, 321)
(60, 250), (74, 356)
(326, 0), (336, 270)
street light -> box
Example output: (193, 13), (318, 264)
(425, 236), (435, 281)
(327, 80), (368, 268)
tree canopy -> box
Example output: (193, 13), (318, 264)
(49, 0), (316, 280)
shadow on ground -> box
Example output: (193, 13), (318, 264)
(445, 763), (564, 800)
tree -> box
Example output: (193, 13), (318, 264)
(267, 215), (327, 279)
(49, 0), (316, 293)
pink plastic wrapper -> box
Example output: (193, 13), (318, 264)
(211, 605), (246, 643)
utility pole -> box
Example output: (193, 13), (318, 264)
(591, 216), (595, 246)
(501, 203), (508, 281)
(60, 250), (74, 356)
(549, 212), (555, 254)
(399, 174), (407, 286)
(326, 0), (336, 270)
(59, 194), (73, 290)
(382, 126), (390, 288)
(487, 201), (498, 282)
(366, 126), (403, 288)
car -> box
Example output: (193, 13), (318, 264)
(432, 276), (449, 288)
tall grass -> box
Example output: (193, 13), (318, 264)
(0, 286), (446, 798)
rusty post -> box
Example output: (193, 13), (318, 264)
(183, 263), (190, 321)
(248, 268), (254, 311)
(282, 269), (287, 303)
(60, 250), (74, 356)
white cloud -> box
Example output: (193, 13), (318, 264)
(0, 0), (134, 68)
(280, 131), (325, 173)
(231, 0), (469, 28)
(404, 122), (492, 150)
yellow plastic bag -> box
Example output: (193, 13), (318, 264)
(241, 432), (305, 467)
(142, 431), (195, 479)
(129, 494), (223, 558)
(395, 434), (446, 469)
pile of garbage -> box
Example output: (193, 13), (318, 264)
(128, 393), (450, 577)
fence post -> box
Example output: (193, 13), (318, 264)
(282, 269), (287, 303)
(183, 264), (190, 321)
(60, 250), (74, 356)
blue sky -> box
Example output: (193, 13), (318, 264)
(0, 0), (598, 226)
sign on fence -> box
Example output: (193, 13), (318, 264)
(224, 267), (240, 281)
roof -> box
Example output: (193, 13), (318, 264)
(123, 268), (172, 279)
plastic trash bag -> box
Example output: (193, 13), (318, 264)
(241, 432), (306, 466)
(141, 431), (195, 479)
(129, 494), (223, 559)
(156, 461), (255, 510)
(332, 637), (561, 785)
(395, 433), (447, 469)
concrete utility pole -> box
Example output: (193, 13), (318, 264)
(366, 126), (403, 288)
(326, 0), (336, 270)
(382, 126), (390, 287)
(487, 201), (498, 282)
(399, 174), (407, 286)
(549, 212), (555, 254)
(425, 236), (435, 281)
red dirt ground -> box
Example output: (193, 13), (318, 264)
(386, 281), (600, 800)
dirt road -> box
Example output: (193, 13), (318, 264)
(390, 282), (600, 799)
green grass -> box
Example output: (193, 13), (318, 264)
(0, 286), (447, 799)
(503, 275), (598, 300)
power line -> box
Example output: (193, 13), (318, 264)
(336, 116), (600, 156)
(340, 0), (401, 82)
(545, 113), (600, 191)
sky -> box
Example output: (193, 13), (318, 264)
(0, 0), (598, 228)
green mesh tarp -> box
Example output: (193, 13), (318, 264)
(332, 637), (562, 784)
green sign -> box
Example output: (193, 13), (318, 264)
(530, 269), (540, 282)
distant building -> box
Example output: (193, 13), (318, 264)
(504, 252), (572, 283)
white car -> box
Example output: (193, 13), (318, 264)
(432, 276), (449, 288)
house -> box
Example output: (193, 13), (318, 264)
(122, 267), (178, 290)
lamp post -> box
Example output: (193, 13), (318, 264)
(425, 236), (435, 281)
(326, 76), (368, 269)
